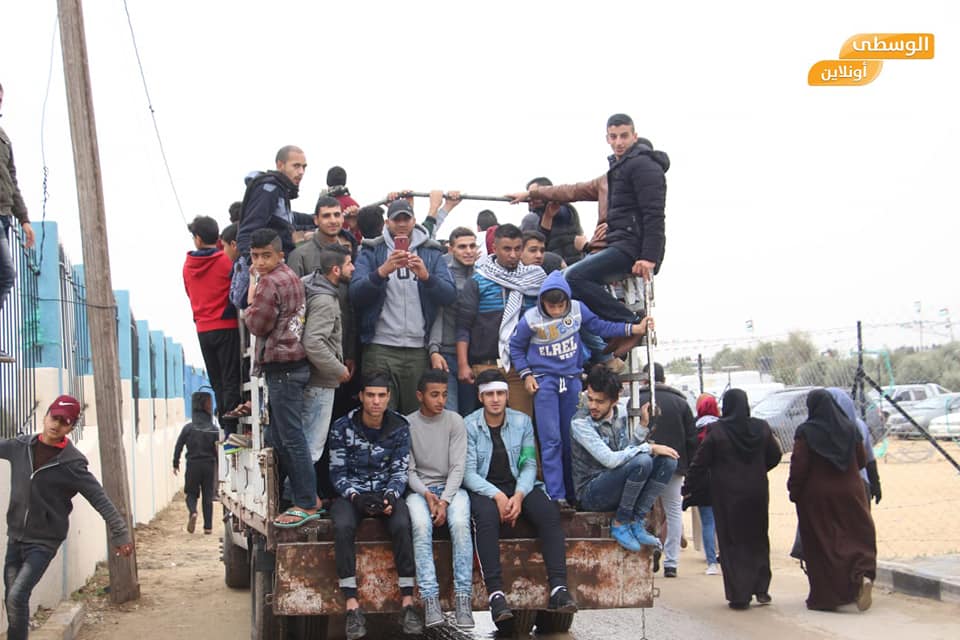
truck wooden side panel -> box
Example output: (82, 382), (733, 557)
(273, 538), (654, 616)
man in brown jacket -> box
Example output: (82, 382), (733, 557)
(0, 84), (36, 359)
(508, 175), (609, 253)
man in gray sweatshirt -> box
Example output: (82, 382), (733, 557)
(405, 369), (473, 629)
(1, 395), (133, 640)
(302, 245), (354, 467)
(350, 198), (456, 415)
(428, 226), (477, 415)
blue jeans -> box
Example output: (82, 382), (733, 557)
(580, 329), (612, 364)
(442, 353), (476, 416)
(406, 487), (473, 598)
(4, 542), (57, 640)
(0, 220), (15, 314)
(302, 386), (335, 463)
(264, 363), (316, 509)
(699, 505), (717, 564)
(564, 246), (638, 323)
(578, 454), (677, 523)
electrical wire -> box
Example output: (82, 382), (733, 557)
(121, 0), (187, 225)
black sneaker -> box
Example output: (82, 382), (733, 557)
(664, 566), (677, 578)
(345, 608), (367, 640)
(401, 605), (424, 635)
(652, 548), (662, 573)
(489, 593), (513, 623)
(547, 587), (578, 614)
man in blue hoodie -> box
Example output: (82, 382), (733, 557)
(509, 271), (653, 506)
(563, 114), (669, 357)
(350, 198), (457, 415)
(1, 396), (133, 640)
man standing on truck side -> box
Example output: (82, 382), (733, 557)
(637, 363), (698, 578)
(571, 366), (678, 551)
(328, 371), (423, 639)
(244, 228), (320, 528)
(230, 145), (314, 309)
(182, 216), (241, 437)
(350, 198), (457, 415)
(172, 391), (220, 535)
(560, 114), (669, 357)
(463, 369), (577, 623)
(405, 369), (474, 629)
(1, 395), (133, 640)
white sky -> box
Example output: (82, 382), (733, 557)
(1, 0), (957, 367)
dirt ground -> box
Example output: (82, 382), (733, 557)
(68, 439), (960, 639)
(74, 497), (247, 640)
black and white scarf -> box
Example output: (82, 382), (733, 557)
(474, 255), (546, 370)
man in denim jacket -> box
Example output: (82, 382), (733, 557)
(462, 369), (577, 623)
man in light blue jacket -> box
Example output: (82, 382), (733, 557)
(463, 369), (577, 623)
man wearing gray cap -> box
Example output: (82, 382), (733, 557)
(350, 197), (456, 415)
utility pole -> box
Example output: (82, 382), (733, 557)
(58, 0), (140, 603)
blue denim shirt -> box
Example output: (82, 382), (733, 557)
(463, 408), (541, 498)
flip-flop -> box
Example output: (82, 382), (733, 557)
(273, 508), (322, 529)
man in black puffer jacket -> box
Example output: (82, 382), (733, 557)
(637, 363), (697, 578)
(564, 114), (669, 354)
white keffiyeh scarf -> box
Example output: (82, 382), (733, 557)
(474, 255), (546, 371)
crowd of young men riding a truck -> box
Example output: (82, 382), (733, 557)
(181, 113), (676, 639)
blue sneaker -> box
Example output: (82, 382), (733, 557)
(611, 521), (642, 552)
(630, 521), (663, 549)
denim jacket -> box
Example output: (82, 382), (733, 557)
(462, 408), (541, 498)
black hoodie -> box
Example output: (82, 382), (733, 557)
(0, 435), (130, 551)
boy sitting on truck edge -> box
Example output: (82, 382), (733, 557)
(1, 395), (134, 640)
(571, 366), (679, 551)
(463, 369), (578, 623)
(328, 371), (423, 640)
(405, 369), (474, 629)
(509, 270), (653, 507)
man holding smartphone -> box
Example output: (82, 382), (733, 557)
(350, 198), (457, 414)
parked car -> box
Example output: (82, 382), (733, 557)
(751, 386), (884, 453)
(885, 393), (960, 438)
(867, 383), (953, 422)
(928, 411), (960, 440)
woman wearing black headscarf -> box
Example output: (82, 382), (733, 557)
(789, 389), (877, 612)
(683, 389), (782, 609)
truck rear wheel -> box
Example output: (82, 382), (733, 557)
(495, 609), (536, 637)
(250, 536), (285, 640)
(223, 517), (250, 589)
(535, 609), (575, 633)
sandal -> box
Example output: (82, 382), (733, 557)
(224, 401), (252, 419)
(273, 508), (322, 529)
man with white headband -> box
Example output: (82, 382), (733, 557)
(462, 369), (577, 623)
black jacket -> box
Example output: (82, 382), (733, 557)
(637, 385), (697, 474)
(605, 141), (670, 271)
(0, 435), (130, 551)
(173, 413), (219, 467)
(236, 171), (315, 258)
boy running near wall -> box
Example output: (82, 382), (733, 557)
(0, 396), (133, 640)
(509, 271), (653, 506)
(172, 391), (220, 535)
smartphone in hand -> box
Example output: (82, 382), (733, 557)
(394, 236), (409, 252)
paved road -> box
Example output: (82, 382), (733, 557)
(74, 498), (960, 640)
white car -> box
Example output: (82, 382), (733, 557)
(927, 411), (960, 439)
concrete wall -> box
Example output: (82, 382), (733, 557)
(1, 222), (210, 627)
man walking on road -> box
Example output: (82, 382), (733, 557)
(173, 392), (220, 534)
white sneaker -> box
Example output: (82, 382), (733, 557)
(705, 563), (720, 575)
